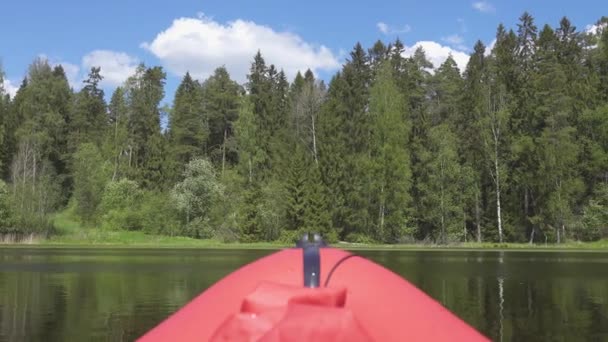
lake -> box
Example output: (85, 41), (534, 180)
(0, 248), (607, 341)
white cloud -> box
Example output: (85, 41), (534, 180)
(2, 78), (19, 98)
(377, 22), (389, 34)
(484, 38), (497, 56)
(472, 1), (495, 13)
(141, 16), (340, 83)
(442, 34), (464, 45)
(61, 62), (81, 89)
(586, 22), (606, 35)
(403, 41), (470, 73)
(377, 21), (411, 35)
(442, 34), (468, 52)
(82, 50), (139, 87)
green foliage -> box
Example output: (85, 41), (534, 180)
(105, 87), (130, 181)
(166, 73), (206, 182)
(3, 13), (608, 245)
(0, 66), (6, 176)
(302, 164), (335, 242)
(368, 62), (412, 243)
(99, 179), (143, 231)
(203, 67), (241, 170)
(98, 185), (180, 236)
(171, 159), (224, 231)
(68, 67), (107, 152)
(238, 179), (287, 242)
(284, 147), (308, 231)
(257, 179), (288, 241)
(581, 184), (608, 240)
(139, 191), (180, 236)
(418, 124), (468, 243)
(126, 64), (167, 188)
(72, 143), (111, 223)
(0, 180), (13, 231)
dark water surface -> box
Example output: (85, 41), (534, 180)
(0, 248), (607, 341)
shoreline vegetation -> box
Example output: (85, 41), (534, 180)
(1, 209), (606, 251)
(1, 13), (608, 247)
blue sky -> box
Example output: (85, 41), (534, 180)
(1, 0), (606, 105)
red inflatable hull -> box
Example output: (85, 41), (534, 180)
(139, 248), (488, 341)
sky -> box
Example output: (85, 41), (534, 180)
(1, 0), (606, 105)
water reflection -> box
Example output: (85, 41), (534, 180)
(498, 276), (504, 342)
(0, 248), (607, 341)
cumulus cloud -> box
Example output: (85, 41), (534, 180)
(377, 22), (411, 35)
(2, 78), (19, 98)
(82, 50), (139, 87)
(377, 22), (390, 34)
(442, 34), (464, 45)
(484, 38), (497, 56)
(586, 22), (606, 35)
(472, 1), (495, 13)
(442, 34), (468, 52)
(61, 62), (81, 88)
(141, 16), (340, 83)
(403, 41), (470, 73)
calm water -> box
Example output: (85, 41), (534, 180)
(0, 248), (607, 341)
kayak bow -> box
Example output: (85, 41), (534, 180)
(139, 235), (489, 341)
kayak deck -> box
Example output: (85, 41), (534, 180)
(139, 247), (488, 341)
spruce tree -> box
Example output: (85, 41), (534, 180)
(126, 64), (166, 189)
(68, 67), (107, 153)
(166, 72), (206, 182)
(106, 87), (129, 181)
(418, 124), (467, 243)
(368, 63), (412, 242)
(203, 67), (241, 172)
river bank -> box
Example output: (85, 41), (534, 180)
(1, 210), (607, 251)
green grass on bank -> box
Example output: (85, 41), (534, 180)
(41, 208), (286, 249)
(1, 208), (607, 251)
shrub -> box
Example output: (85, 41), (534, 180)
(0, 180), (12, 232)
(98, 179), (143, 231)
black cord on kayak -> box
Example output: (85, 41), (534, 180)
(324, 254), (360, 287)
(296, 234), (360, 288)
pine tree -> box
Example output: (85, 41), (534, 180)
(284, 146), (308, 231)
(68, 67), (107, 153)
(126, 64), (166, 189)
(106, 87), (129, 181)
(246, 52), (274, 181)
(430, 55), (463, 126)
(303, 163), (334, 241)
(290, 70), (325, 163)
(594, 17), (608, 100)
(235, 97), (264, 240)
(166, 72), (206, 182)
(203, 67), (241, 172)
(368, 63), (412, 242)
(0, 66), (7, 178)
(340, 43), (373, 239)
(418, 124), (467, 243)
(318, 73), (349, 238)
(532, 20), (585, 243)
(457, 41), (488, 242)
(1, 79), (26, 180)
(9, 58), (73, 231)
(369, 40), (388, 72)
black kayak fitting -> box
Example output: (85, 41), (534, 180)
(296, 233), (326, 288)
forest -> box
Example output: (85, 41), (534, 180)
(0, 13), (607, 244)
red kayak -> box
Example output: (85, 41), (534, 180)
(139, 235), (489, 341)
